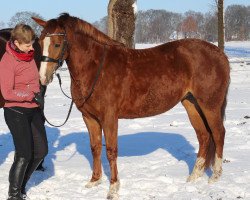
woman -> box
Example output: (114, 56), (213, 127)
(0, 28), (47, 172)
(0, 24), (48, 200)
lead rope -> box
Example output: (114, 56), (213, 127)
(56, 73), (72, 99)
(42, 100), (74, 127)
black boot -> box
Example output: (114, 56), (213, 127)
(7, 196), (24, 200)
(21, 158), (43, 195)
(8, 157), (29, 200)
(35, 159), (45, 171)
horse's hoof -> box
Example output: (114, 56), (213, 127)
(208, 173), (221, 183)
(187, 157), (205, 182)
(107, 193), (119, 200)
(187, 174), (196, 182)
(209, 156), (222, 183)
(107, 181), (120, 200)
(85, 179), (102, 188)
(186, 173), (200, 182)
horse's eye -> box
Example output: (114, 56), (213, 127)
(54, 44), (60, 48)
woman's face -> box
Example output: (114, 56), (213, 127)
(14, 40), (34, 53)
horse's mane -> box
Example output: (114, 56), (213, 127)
(56, 13), (124, 47)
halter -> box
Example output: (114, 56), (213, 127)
(41, 32), (68, 69)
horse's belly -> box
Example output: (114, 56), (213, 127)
(119, 95), (180, 119)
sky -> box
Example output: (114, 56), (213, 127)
(0, 0), (249, 25)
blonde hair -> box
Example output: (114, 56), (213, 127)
(11, 24), (35, 44)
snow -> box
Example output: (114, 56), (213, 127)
(0, 41), (250, 200)
(132, 1), (137, 14)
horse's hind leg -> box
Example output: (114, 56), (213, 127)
(83, 115), (103, 188)
(182, 96), (214, 182)
(198, 107), (225, 183)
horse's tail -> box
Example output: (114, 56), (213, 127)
(221, 79), (230, 120)
(205, 137), (215, 169)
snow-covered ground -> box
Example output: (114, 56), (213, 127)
(0, 41), (250, 200)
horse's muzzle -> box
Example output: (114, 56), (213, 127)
(40, 77), (47, 86)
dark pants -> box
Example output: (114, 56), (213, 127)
(4, 107), (48, 160)
(4, 106), (48, 197)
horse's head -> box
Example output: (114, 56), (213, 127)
(32, 17), (68, 85)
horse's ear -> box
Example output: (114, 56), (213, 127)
(32, 17), (47, 27)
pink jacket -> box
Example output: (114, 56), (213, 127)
(0, 43), (39, 108)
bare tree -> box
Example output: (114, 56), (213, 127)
(93, 16), (108, 34)
(181, 15), (198, 38)
(0, 21), (5, 29)
(93, 3), (249, 44)
(108, 0), (136, 48)
(225, 5), (249, 41)
(216, 0), (225, 50)
(8, 11), (44, 36)
(184, 11), (205, 39)
(136, 10), (182, 43)
(204, 12), (218, 42)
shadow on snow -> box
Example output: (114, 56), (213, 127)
(0, 127), (197, 190)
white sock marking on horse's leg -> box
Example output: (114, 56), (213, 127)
(187, 157), (205, 182)
(209, 153), (222, 183)
(107, 179), (120, 200)
(85, 178), (102, 188)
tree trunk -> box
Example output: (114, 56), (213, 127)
(107, 0), (118, 41)
(217, 0), (225, 51)
(108, 0), (136, 48)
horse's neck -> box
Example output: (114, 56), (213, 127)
(66, 36), (106, 88)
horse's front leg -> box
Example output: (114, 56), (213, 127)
(83, 115), (103, 188)
(102, 114), (119, 200)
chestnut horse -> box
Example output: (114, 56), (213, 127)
(33, 14), (230, 199)
(0, 28), (44, 107)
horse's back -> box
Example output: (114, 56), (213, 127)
(153, 39), (230, 93)
(129, 39), (229, 76)
(156, 39), (229, 70)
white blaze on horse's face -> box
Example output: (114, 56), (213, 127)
(39, 36), (50, 85)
